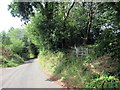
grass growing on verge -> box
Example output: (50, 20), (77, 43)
(38, 48), (120, 88)
(1, 54), (25, 67)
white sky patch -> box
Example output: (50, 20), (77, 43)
(0, 0), (24, 32)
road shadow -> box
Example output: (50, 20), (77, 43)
(46, 76), (59, 82)
(21, 58), (37, 65)
(24, 60), (33, 64)
(27, 57), (36, 60)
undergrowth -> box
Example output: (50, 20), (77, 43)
(1, 54), (25, 67)
(38, 48), (120, 88)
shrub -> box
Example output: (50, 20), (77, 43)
(95, 28), (120, 60)
(86, 75), (120, 88)
(11, 54), (25, 64)
(6, 58), (18, 67)
(39, 49), (120, 88)
(2, 56), (9, 64)
(1, 54), (24, 67)
(2, 57), (18, 67)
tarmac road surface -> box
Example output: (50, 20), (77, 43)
(0, 59), (61, 88)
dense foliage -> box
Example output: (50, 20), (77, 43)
(8, 2), (120, 54)
(3, 1), (120, 88)
(0, 28), (38, 67)
(86, 75), (120, 88)
(39, 50), (120, 88)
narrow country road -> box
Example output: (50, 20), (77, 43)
(0, 59), (61, 88)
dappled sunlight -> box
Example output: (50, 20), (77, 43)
(1, 1), (120, 88)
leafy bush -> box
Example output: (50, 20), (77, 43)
(2, 57), (18, 67)
(2, 56), (9, 64)
(95, 28), (120, 60)
(6, 59), (19, 67)
(39, 49), (120, 88)
(1, 53), (25, 67)
(39, 50), (99, 88)
(11, 54), (25, 64)
(0, 27), (38, 68)
(86, 75), (120, 88)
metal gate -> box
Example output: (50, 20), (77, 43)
(74, 46), (88, 57)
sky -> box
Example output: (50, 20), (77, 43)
(0, 0), (24, 32)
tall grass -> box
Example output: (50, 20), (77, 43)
(38, 48), (120, 88)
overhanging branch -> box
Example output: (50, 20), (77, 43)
(64, 2), (75, 21)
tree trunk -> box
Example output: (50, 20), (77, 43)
(83, 3), (93, 46)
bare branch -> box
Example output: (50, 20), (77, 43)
(64, 2), (75, 21)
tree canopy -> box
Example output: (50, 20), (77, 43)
(5, 1), (120, 59)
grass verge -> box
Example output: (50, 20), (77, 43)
(38, 48), (120, 88)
